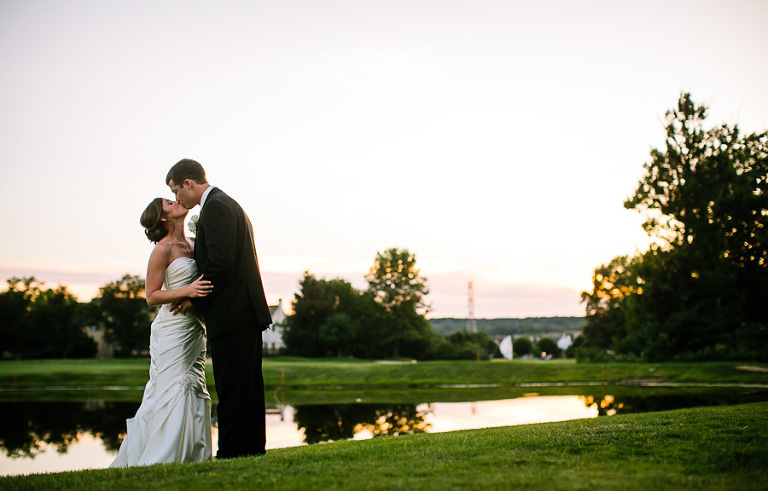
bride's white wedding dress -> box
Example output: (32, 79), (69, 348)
(111, 257), (212, 467)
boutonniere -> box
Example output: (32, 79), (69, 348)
(188, 214), (199, 234)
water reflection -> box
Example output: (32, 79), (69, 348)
(0, 401), (133, 458)
(579, 390), (766, 416)
(2, 387), (767, 476)
(421, 396), (597, 433)
(294, 404), (431, 444)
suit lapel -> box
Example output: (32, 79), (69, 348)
(199, 186), (219, 218)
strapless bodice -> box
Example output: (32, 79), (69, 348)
(164, 257), (199, 291)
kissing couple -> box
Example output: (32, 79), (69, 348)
(111, 159), (272, 466)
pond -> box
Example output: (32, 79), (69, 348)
(2, 385), (767, 477)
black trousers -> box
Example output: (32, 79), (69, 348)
(210, 327), (266, 458)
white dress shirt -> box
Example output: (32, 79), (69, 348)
(199, 185), (215, 215)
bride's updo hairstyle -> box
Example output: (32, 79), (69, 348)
(140, 198), (171, 243)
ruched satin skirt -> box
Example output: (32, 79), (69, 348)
(111, 258), (212, 467)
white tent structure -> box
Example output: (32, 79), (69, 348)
(499, 335), (513, 360)
(557, 334), (573, 352)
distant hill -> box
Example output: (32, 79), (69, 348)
(429, 317), (585, 339)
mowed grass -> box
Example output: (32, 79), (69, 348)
(2, 358), (767, 391)
(2, 401), (766, 490)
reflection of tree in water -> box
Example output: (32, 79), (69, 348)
(580, 395), (624, 416)
(0, 401), (138, 458)
(294, 404), (431, 445)
(581, 389), (768, 417)
(357, 405), (432, 438)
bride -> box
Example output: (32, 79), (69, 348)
(111, 198), (214, 467)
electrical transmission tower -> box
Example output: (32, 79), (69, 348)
(466, 281), (477, 332)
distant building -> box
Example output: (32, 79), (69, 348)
(87, 324), (114, 359)
(263, 298), (288, 354)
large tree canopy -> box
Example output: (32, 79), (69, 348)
(365, 248), (431, 358)
(283, 249), (435, 360)
(365, 248), (430, 315)
(282, 272), (387, 358)
(90, 274), (155, 357)
(626, 93), (767, 265)
(581, 93), (768, 361)
(0, 277), (95, 359)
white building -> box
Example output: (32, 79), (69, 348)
(88, 324), (114, 359)
(557, 334), (573, 352)
(263, 298), (288, 353)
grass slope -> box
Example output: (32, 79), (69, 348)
(2, 402), (766, 490)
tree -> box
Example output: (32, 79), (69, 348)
(0, 277), (37, 356)
(512, 336), (533, 357)
(537, 337), (561, 358)
(565, 335), (584, 359)
(90, 275), (154, 357)
(334, 288), (388, 359)
(580, 255), (641, 353)
(582, 93), (768, 361)
(365, 248), (430, 313)
(27, 285), (95, 358)
(283, 272), (386, 358)
(365, 248), (431, 358)
(626, 93), (767, 256)
(0, 277), (95, 359)
(625, 93), (768, 359)
(318, 313), (359, 357)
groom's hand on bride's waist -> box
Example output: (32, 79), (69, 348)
(170, 298), (193, 315)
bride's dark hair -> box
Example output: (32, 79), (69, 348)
(140, 198), (171, 243)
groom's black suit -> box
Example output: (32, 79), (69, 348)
(192, 187), (272, 458)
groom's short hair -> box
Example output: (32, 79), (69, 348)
(166, 159), (208, 186)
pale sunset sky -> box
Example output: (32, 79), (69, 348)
(1, 0), (767, 318)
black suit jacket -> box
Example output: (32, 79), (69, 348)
(192, 187), (272, 338)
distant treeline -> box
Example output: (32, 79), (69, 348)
(429, 317), (585, 338)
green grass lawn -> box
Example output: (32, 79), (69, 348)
(1, 358), (766, 391)
(2, 401), (766, 490)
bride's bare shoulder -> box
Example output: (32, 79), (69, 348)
(149, 241), (173, 265)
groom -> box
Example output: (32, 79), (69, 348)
(166, 158), (272, 458)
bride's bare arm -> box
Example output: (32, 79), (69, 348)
(145, 244), (212, 307)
